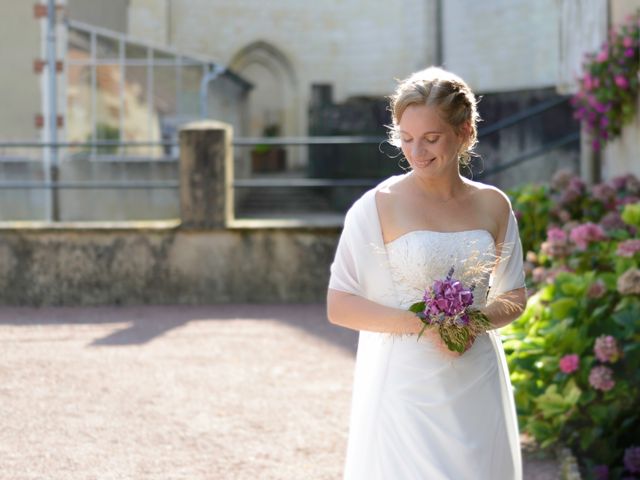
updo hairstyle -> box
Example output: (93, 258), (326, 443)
(388, 66), (480, 166)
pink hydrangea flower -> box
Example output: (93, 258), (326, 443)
(592, 183), (616, 205)
(570, 223), (607, 250)
(596, 50), (609, 62)
(623, 36), (634, 48)
(617, 239), (640, 257)
(615, 75), (630, 89)
(551, 169), (575, 191)
(600, 211), (626, 231)
(547, 227), (567, 242)
(624, 446), (640, 473)
(587, 280), (607, 299)
(618, 268), (640, 295)
(589, 365), (615, 392)
(532, 267), (547, 284)
(559, 354), (580, 374)
(594, 335), (620, 363)
(541, 227), (570, 258)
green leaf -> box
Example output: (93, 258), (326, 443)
(408, 301), (425, 314)
(548, 298), (578, 320)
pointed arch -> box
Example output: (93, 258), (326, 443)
(229, 41), (300, 142)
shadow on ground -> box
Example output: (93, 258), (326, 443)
(0, 304), (359, 354)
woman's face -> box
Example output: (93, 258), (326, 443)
(397, 103), (466, 176)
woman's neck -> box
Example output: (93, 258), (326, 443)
(409, 171), (469, 202)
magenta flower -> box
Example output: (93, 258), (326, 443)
(569, 223), (607, 250)
(625, 48), (635, 57)
(617, 239), (640, 257)
(547, 227), (567, 242)
(615, 75), (630, 89)
(594, 335), (620, 363)
(625, 446), (640, 473)
(589, 365), (615, 392)
(559, 354), (580, 374)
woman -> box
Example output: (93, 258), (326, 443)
(326, 67), (527, 479)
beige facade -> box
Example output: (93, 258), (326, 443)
(0, 0), (49, 144)
(128, 0), (439, 140)
(442, 0), (559, 93)
(603, 0), (640, 180)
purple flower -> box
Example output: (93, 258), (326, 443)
(592, 182), (616, 202)
(615, 75), (630, 89)
(569, 223), (607, 250)
(589, 365), (615, 392)
(625, 446), (640, 474)
(559, 354), (580, 374)
(600, 211), (626, 231)
(625, 48), (635, 58)
(423, 267), (475, 323)
(547, 227), (567, 242)
(594, 465), (610, 480)
(617, 239), (640, 257)
(594, 335), (620, 363)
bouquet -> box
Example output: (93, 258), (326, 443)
(409, 266), (492, 353)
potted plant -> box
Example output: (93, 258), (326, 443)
(251, 123), (286, 173)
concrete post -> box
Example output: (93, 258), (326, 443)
(179, 120), (233, 228)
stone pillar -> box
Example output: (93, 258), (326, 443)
(179, 120), (233, 228)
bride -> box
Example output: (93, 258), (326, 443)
(327, 67), (527, 479)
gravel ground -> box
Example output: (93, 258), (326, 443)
(0, 305), (559, 479)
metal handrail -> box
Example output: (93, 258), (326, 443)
(477, 96), (571, 137)
(0, 98), (577, 192)
(233, 178), (379, 188)
(0, 181), (179, 190)
(477, 132), (580, 179)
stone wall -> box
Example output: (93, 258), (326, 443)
(0, 223), (338, 305)
(0, 120), (341, 306)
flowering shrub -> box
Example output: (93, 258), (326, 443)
(504, 170), (640, 478)
(571, 12), (639, 151)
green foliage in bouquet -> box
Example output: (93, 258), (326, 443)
(504, 170), (640, 478)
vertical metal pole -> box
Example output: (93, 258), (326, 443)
(147, 46), (153, 156)
(47, 0), (60, 221)
(434, 0), (443, 66)
(90, 31), (96, 158)
(119, 37), (125, 154)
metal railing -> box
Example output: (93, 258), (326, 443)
(0, 97), (580, 221)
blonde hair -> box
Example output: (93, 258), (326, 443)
(388, 66), (480, 166)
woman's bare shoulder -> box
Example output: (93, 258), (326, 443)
(465, 180), (511, 211)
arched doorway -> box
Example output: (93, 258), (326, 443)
(230, 41), (301, 172)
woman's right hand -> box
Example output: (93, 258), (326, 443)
(422, 327), (464, 358)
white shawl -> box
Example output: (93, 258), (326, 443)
(328, 173), (526, 479)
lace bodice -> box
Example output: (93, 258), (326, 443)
(385, 229), (496, 310)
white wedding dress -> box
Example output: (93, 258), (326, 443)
(342, 229), (522, 479)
